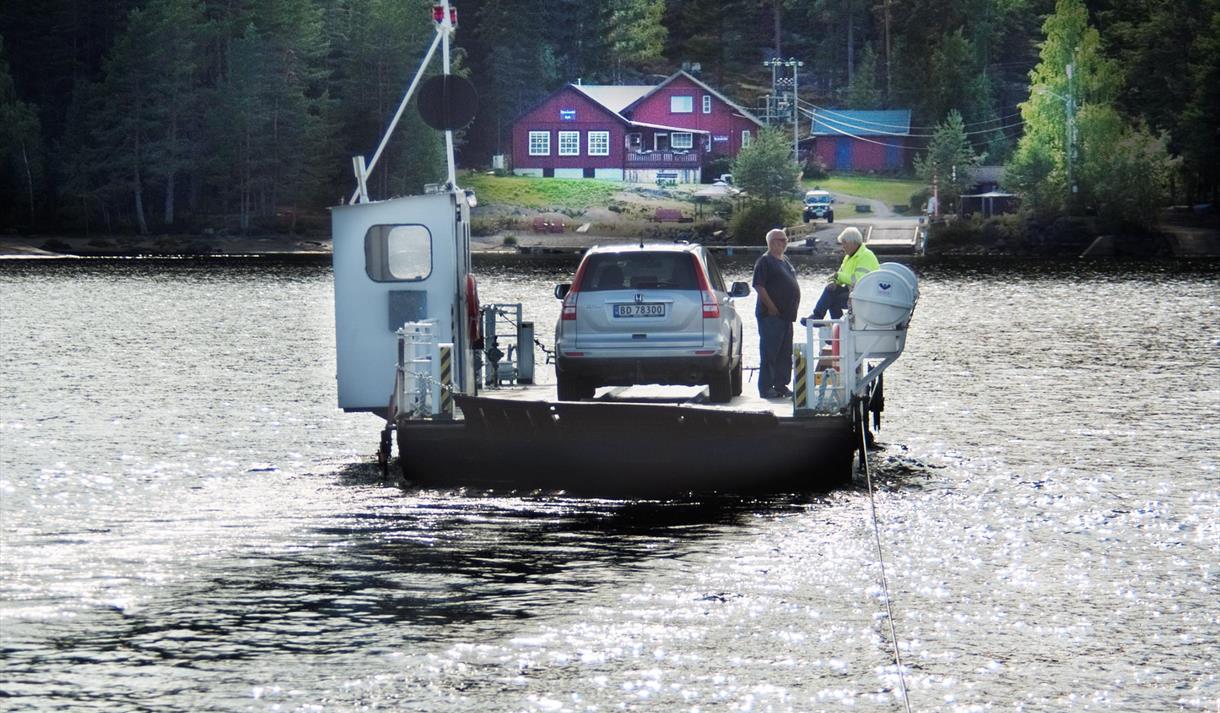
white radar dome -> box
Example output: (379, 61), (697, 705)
(851, 268), (918, 328)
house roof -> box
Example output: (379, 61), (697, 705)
(810, 109), (912, 137)
(516, 72), (764, 135)
(622, 70), (765, 127)
(572, 85), (654, 114)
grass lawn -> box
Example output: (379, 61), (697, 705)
(463, 173), (621, 211)
(805, 175), (927, 210)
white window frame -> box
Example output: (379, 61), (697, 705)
(558, 131), (580, 156)
(702, 95), (712, 114)
(587, 131), (610, 156)
(671, 132), (693, 149)
(528, 131), (550, 156)
(670, 95), (693, 113)
(741, 130), (752, 148)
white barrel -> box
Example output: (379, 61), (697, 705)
(851, 268), (917, 329)
(877, 262), (919, 300)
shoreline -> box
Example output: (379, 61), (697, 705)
(2, 221), (1216, 261)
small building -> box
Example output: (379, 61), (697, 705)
(960, 191), (1019, 218)
(510, 70), (765, 184)
(810, 109), (915, 172)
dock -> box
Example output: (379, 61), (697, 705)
(853, 219), (926, 255)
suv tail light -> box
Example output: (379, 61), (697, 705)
(692, 255), (719, 318)
(562, 259), (591, 321)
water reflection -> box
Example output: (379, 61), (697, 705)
(3, 256), (1216, 712)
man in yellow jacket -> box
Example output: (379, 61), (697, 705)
(806, 226), (880, 321)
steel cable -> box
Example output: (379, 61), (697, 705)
(859, 408), (914, 713)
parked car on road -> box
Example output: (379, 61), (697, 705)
(553, 243), (750, 402)
(802, 189), (835, 223)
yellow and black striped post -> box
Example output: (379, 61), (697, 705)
(437, 343), (454, 419)
(793, 344), (808, 411)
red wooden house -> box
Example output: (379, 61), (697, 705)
(809, 109), (916, 172)
(511, 71), (764, 184)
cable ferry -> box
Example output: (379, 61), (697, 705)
(331, 3), (918, 495)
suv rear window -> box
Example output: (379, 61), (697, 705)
(581, 252), (700, 291)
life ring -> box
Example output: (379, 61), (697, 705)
(465, 273), (483, 349)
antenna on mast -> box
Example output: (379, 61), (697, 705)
(348, 3), (476, 204)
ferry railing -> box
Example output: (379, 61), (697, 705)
(393, 321), (454, 420)
(795, 317), (909, 415)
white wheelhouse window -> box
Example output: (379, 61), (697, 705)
(558, 131), (580, 156)
(528, 131), (550, 156)
(670, 95), (693, 113)
(364, 225), (432, 282)
(672, 132), (693, 149)
(702, 95), (712, 113)
(741, 130), (751, 148)
(588, 131), (610, 156)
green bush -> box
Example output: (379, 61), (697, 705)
(909, 187), (932, 213)
(928, 216), (981, 250)
(728, 202), (797, 245)
(802, 156), (829, 181)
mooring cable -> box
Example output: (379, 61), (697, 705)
(859, 408), (914, 713)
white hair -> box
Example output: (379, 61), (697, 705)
(837, 227), (863, 245)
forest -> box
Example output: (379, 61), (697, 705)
(0, 0), (1216, 235)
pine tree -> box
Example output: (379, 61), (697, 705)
(93, 6), (160, 235)
(606, 0), (667, 82)
(143, 0), (204, 226)
(0, 36), (42, 227)
(843, 44), (881, 109)
(732, 127), (800, 208)
(913, 110), (980, 212)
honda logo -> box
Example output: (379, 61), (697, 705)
(634, 293), (645, 303)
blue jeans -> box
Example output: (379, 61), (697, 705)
(757, 315), (793, 395)
(810, 284), (850, 320)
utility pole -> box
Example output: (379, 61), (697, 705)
(790, 58), (801, 164)
(783, 58), (804, 165)
(884, 0), (892, 100)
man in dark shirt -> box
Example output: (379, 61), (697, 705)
(752, 228), (801, 398)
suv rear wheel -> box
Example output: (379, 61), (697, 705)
(707, 367), (733, 403)
(557, 373), (593, 401)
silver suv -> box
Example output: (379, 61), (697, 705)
(553, 243), (750, 402)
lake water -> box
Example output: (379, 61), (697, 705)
(1, 256), (1217, 711)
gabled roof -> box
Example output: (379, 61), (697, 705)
(622, 70), (765, 127)
(516, 72), (763, 134)
(572, 85), (654, 114)
(810, 109), (912, 137)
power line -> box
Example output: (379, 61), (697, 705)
(801, 100), (1026, 133)
(796, 107), (1027, 150)
(798, 105), (1027, 141)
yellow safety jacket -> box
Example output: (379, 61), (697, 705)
(835, 244), (880, 287)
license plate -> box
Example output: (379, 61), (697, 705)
(613, 303), (666, 318)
